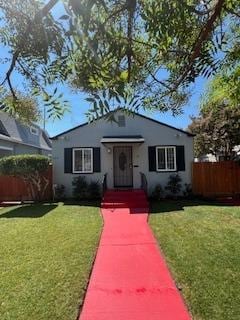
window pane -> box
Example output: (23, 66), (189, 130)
(74, 150), (83, 171)
(84, 149), (92, 171)
(157, 148), (166, 170)
(167, 147), (175, 170)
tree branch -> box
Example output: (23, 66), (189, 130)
(1, 0), (59, 88)
(173, 0), (225, 89)
(225, 7), (240, 18)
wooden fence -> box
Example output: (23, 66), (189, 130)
(192, 161), (240, 197)
(0, 166), (53, 202)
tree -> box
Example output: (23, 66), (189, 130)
(0, 0), (240, 119)
(0, 155), (50, 200)
(188, 104), (240, 160)
(0, 92), (41, 124)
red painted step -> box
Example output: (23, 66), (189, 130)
(79, 190), (191, 320)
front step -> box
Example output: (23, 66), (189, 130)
(102, 190), (148, 209)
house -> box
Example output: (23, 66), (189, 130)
(194, 145), (240, 162)
(51, 110), (194, 196)
(0, 112), (52, 158)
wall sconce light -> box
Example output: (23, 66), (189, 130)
(107, 148), (111, 154)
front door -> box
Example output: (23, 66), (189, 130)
(113, 146), (133, 187)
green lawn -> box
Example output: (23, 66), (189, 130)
(0, 202), (102, 320)
(149, 200), (240, 320)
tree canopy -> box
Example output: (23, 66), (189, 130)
(188, 71), (240, 159)
(0, 0), (240, 120)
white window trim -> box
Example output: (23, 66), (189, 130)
(30, 126), (39, 135)
(156, 146), (177, 172)
(72, 148), (93, 173)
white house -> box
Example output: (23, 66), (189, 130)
(51, 110), (194, 196)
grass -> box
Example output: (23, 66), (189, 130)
(149, 200), (240, 320)
(0, 202), (102, 320)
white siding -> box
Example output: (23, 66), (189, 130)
(52, 111), (194, 197)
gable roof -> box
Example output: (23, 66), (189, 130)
(51, 109), (194, 139)
(0, 112), (52, 151)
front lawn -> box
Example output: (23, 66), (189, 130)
(0, 203), (102, 320)
(149, 200), (240, 320)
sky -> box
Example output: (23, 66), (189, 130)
(42, 77), (207, 137)
(0, 2), (209, 138)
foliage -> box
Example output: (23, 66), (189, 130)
(188, 94), (240, 159)
(165, 174), (182, 196)
(72, 176), (88, 199)
(151, 184), (164, 200)
(0, 1), (240, 118)
(0, 154), (50, 200)
(72, 176), (100, 199)
(183, 183), (193, 198)
(0, 92), (41, 123)
(0, 203), (101, 320)
(88, 180), (101, 199)
(54, 184), (65, 200)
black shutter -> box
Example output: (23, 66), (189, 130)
(148, 146), (156, 171)
(176, 146), (185, 171)
(64, 148), (72, 173)
(93, 147), (101, 172)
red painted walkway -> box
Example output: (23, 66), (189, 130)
(79, 190), (191, 320)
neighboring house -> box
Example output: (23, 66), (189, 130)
(0, 112), (52, 158)
(51, 110), (194, 196)
(194, 146), (240, 162)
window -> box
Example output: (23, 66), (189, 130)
(156, 146), (176, 171)
(118, 115), (126, 127)
(30, 126), (39, 135)
(73, 148), (93, 173)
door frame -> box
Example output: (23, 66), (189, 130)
(113, 146), (133, 188)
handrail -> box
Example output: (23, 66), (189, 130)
(140, 172), (148, 195)
(102, 173), (107, 195)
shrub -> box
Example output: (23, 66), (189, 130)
(72, 176), (88, 199)
(54, 184), (65, 200)
(151, 184), (164, 200)
(183, 183), (193, 198)
(88, 181), (101, 199)
(165, 174), (182, 197)
(0, 154), (50, 201)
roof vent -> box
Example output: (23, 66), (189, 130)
(118, 115), (126, 127)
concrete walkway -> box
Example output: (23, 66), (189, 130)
(79, 190), (191, 320)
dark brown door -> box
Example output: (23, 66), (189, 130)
(113, 146), (133, 187)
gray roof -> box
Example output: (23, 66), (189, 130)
(0, 112), (52, 151)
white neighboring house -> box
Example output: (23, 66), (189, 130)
(194, 146), (240, 162)
(51, 110), (194, 196)
(0, 112), (52, 158)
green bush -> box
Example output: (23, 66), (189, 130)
(88, 181), (101, 199)
(0, 155), (50, 200)
(72, 177), (101, 200)
(183, 183), (193, 198)
(165, 174), (182, 197)
(72, 176), (88, 200)
(0, 154), (49, 176)
(151, 184), (164, 200)
(54, 184), (65, 200)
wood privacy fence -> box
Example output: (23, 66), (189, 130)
(192, 161), (240, 197)
(0, 166), (53, 202)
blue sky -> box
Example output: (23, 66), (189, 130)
(0, 41), (208, 137)
(0, 1), (209, 138)
(43, 77), (206, 137)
